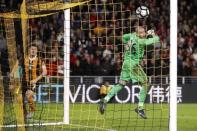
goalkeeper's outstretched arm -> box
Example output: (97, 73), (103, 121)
(138, 30), (160, 45)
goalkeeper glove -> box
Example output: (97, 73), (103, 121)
(147, 29), (155, 38)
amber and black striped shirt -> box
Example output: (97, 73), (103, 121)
(24, 56), (42, 82)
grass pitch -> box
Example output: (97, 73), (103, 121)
(1, 103), (197, 131)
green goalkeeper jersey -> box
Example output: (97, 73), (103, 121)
(122, 33), (160, 64)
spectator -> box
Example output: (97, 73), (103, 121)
(178, 0), (197, 76)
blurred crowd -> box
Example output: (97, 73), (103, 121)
(29, 15), (65, 76)
(0, 0), (196, 76)
(178, 0), (197, 76)
(0, 0), (170, 76)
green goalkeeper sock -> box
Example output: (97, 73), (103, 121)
(138, 87), (146, 109)
(104, 84), (123, 103)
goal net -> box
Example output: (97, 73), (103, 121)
(0, 0), (171, 131)
(69, 1), (170, 130)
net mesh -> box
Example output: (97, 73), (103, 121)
(0, 0), (170, 131)
(69, 1), (169, 130)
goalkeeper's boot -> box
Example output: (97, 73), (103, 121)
(99, 99), (106, 114)
(135, 108), (147, 119)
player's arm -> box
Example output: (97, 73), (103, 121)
(30, 61), (47, 84)
(145, 35), (160, 45)
(138, 34), (160, 46)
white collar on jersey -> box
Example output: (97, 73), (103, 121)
(29, 55), (37, 61)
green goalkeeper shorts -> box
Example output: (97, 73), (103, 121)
(120, 60), (147, 84)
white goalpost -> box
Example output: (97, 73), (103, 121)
(170, 0), (177, 131)
(63, 9), (70, 125)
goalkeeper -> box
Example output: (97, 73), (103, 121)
(99, 26), (160, 119)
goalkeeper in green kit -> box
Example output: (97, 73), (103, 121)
(99, 26), (160, 119)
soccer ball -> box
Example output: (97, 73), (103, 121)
(135, 6), (149, 18)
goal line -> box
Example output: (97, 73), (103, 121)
(0, 122), (116, 131)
